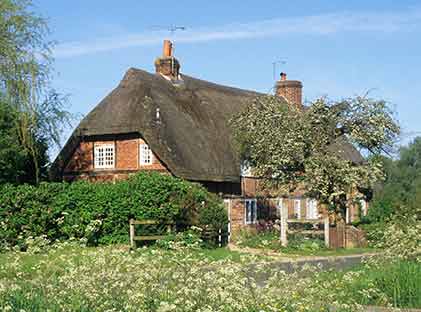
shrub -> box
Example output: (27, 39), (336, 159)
(155, 226), (203, 250)
(236, 229), (327, 254)
(286, 234), (325, 252)
(359, 222), (387, 247)
(0, 172), (227, 250)
(0, 182), (68, 249)
(378, 218), (421, 261)
(235, 228), (280, 250)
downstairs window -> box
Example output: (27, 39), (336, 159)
(245, 199), (257, 224)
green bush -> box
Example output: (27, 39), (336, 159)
(236, 229), (327, 254)
(287, 234), (325, 252)
(0, 172), (227, 250)
(155, 226), (203, 250)
(236, 229), (281, 250)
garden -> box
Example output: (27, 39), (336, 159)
(0, 171), (419, 311)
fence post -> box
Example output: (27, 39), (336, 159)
(324, 216), (330, 248)
(129, 219), (135, 250)
(227, 221), (231, 243)
(280, 204), (288, 247)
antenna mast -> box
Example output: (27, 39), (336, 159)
(166, 25), (185, 56)
(272, 59), (287, 81)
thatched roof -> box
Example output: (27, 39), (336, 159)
(51, 68), (364, 182)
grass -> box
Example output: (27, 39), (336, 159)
(142, 246), (252, 262)
(190, 247), (248, 261)
(319, 260), (421, 309)
(280, 247), (378, 257)
(235, 230), (378, 257)
(0, 244), (419, 310)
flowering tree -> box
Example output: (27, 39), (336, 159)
(231, 95), (400, 215)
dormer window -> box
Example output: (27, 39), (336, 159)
(140, 142), (153, 165)
(94, 143), (115, 169)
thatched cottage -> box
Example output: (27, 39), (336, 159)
(51, 40), (366, 232)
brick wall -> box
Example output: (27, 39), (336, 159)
(116, 139), (138, 169)
(63, 136), (168, 181)
(242, 177), (258, 197)
(228, 198), (245, 233)
(64, 141), (93, 172)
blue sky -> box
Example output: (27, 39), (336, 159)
(33, 0), (421, 153)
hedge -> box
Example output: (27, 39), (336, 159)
(0, 172), (227, 249)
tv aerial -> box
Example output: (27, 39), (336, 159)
(150, 25), (186, 56)
(168, 25), (186, 36)
(150, 25), (187, 37)
(272, 59), (287, 81)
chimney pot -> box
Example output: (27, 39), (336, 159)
(163, 40), (172, 57)
(280, 72), (287, 81)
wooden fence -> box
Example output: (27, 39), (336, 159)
(280, 205), (330, 247)
(129, 219), (230, 249)
(329, 223), (367, 249)
(201, 228), (230, 247)
(279, 205), (368, 249)
(129, 219), (173, 249)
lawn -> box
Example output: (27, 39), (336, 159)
(0, 244), (419, 311)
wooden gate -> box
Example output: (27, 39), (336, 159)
(129, 219), (173, 249)
(279, 205), (330, 247)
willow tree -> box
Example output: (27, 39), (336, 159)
(0, 0), (71, 183)
(231, 95), (400, 217)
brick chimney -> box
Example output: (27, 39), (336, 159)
(154, 40), (180, 80)
(275, 72), (303, 108)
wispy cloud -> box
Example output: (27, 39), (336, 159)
(54, 8), (421, 58)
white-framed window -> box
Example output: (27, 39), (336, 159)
(306, 199), (319, 219)
(94, 143), (115, 169)
(240, 160), (252, 177)
(139, 142), (153, 165)
(245, 199), (257, 224)
(294, 199), (301, 219)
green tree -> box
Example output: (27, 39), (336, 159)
(0, 98), (48, 183)
(231, 95), (400, 216)
(0, 0), (72, 184)
(369, 137), (421, 221)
